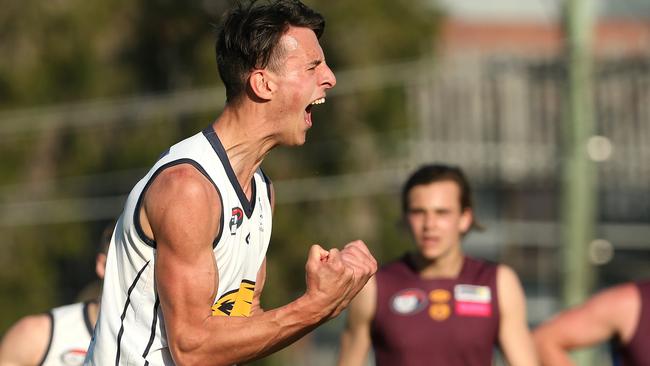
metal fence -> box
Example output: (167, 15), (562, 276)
(409, 56), (650, 191)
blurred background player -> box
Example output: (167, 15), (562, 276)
(534, 280), (650, 366)
(338, 164), (538, 366)
(0, 223), (113, 366)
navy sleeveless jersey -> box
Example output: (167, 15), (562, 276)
(616, 281), (650, 366)
(371, 255), (500, 366)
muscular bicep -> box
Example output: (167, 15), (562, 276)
(535, 284), (637, 350)
(535, 308), (609, 351)
(143, 165), (222, 357)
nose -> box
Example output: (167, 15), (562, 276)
(321, 63), (336, 89)
(423, 212), (437, 230)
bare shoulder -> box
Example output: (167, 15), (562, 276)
(496, 264), (524, 290)
(3, 313), (51, 341)
(496, 264), (528, 312)
(497, 263), (518, 277)
(0, 313), (51, 364)
(147, 163), (219, 202)
(143, 163), (222, 242)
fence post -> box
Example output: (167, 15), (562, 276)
(561, 0), (597, 364)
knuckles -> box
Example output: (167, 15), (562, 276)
(305, 241), (377, 293)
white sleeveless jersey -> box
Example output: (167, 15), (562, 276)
(41, 302), (94, 366)
(85, 127), (273, 365)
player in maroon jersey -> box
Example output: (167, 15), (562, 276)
(338, 164), (538, 366)
(534, 281), (650, 366)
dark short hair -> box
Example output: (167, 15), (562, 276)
(215, 0), (325, 103)
(401, 164), (483, 231)
(98, 221), (115, 255)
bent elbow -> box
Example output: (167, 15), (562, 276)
(172, 351), (236, 366)
(168, 333), (206, 366)
(169, 336), (238, 366)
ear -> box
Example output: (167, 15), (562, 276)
(249, 69), (275, 101)
(95, 253), (107, 280)
(458, 208), (473, 234)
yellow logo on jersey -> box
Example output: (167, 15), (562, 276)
(212, 279), (255, 317)
(429, 289), (451, 302)
(428, 289), (451, 321)
(429, 303), (451, 321)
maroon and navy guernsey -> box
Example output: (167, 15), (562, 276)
(615, 281), (650, 366)
(371, 255), (500, 366)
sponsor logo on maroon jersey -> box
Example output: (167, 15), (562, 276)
(390, 288), (427, 315)
(428, 289), (452, 321)
(454, 284), (492, 317)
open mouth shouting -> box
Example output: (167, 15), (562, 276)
(305, 97), (326, 127)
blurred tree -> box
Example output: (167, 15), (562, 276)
(0, 0), (224, 331)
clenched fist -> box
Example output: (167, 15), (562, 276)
(304, 241), (377, 319)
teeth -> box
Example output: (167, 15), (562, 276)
(310, 98), (325, 105)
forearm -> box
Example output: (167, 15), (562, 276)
(502, 336), (539, 366)
(232, 294), (327, 359)
(337, 329), (370, 366)
(536, 343), (575, 366)
(170, 293), (331, 365)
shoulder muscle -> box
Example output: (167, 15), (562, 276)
(0, 314), (51, 365)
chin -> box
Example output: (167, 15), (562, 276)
(293, 131), (308, 146)
(286, 136), (306, 147)
(277, 131), (307, 147)
(296, 135), (307, 146)
(417, 249), (442, 261)
(422, 253), (442, 262)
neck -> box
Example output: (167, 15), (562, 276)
(88, 300), (100, 328)
(212, 105), (277, 197)
(411, 249), (464, 279)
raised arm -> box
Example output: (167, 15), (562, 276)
(533, 283), (639, 366)
(0, 314), (51, 366)
(143, 165), (376, 366)
(497, 265), (539, 366)
(337, 276), (376, 366)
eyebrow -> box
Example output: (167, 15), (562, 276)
(408, 207), (426, 213)
(308, 59), (323, 68)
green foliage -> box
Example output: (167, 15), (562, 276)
(314, 0), (440, 68)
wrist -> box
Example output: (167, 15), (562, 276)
(295, 292), (335, 323)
